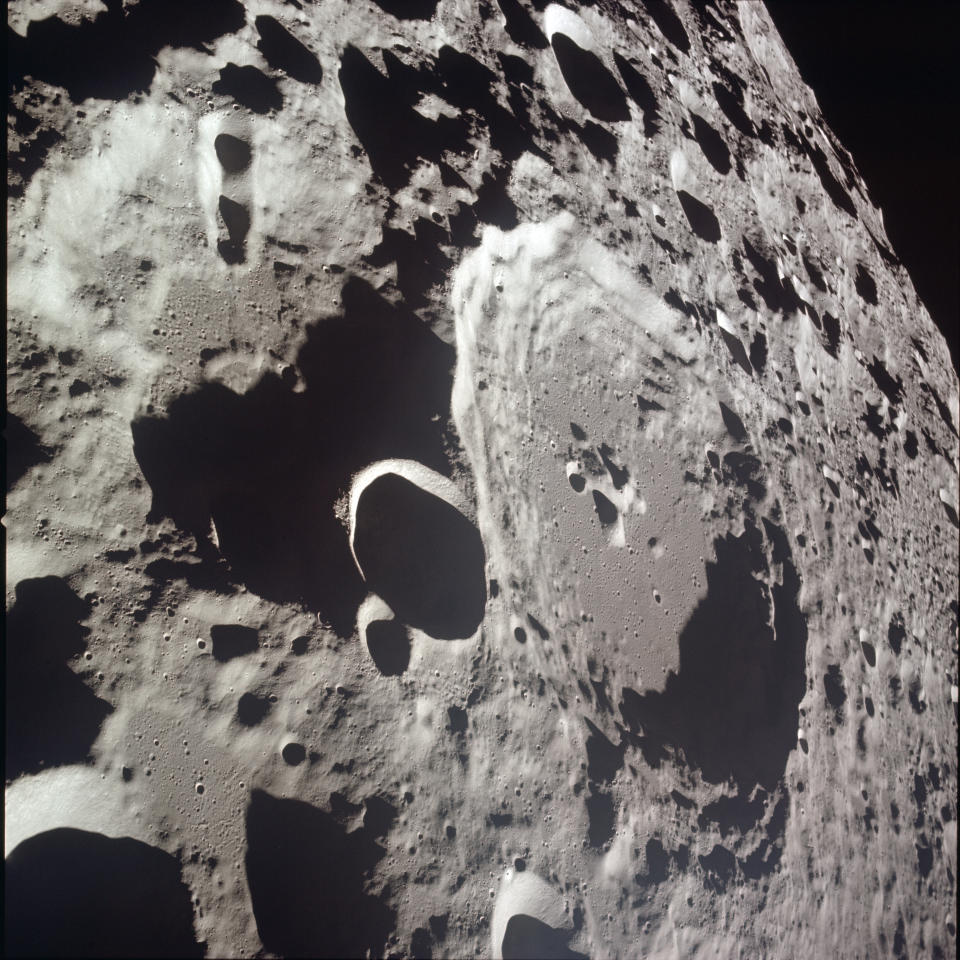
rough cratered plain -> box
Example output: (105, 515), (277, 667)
(5, 1), (958, 958)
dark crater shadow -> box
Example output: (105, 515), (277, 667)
(131, 277), (454, 636)
(212, 63), (283, 114)
(255, 15), (322, 84)
(676, 190), (721, 243)
(365, 219), (452, 309)
(372, 0), (439, 19)
(6, 577), (113, 780)
(214, 133), (251, 173)
(218, 195), (250, 247)
(7, 0), (244, 102)
(502, 914), (586, 960)
(644, 0), (691, 54)
(210, 624), (258, 662)
(691, 113), (730, 174)
(619, 515), (807, 794)
(6, 413), (52, 491)
(245, 789), (395, 959)
(4, 828), (203, 958)
(353, 473), (486, 640)
(742, 236), (801, 314)
(585, 788), (615, 847)
(497, 0), (548, 49)
(712, 81), (755, 139)
(551, 33), (630, 122)
(613, 52), (660, 137)
(339, 46), (465, 192)
(365, 619), (411, 676)
(237, 691), (272, 726)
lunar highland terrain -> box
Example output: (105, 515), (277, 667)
(6, 1), (959, 958)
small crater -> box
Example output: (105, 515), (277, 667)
(860, 640), (877, 667)
(365, 619), (411, 677)
(855, 263), (878, 305)
(210, 624), (259, 662)
(291, 635), (309, 655)
(281, 741), (306, 765)
(676, 190), (721, 243)
(592, 490), (618, 526)
(568, 473), (586, 493)
(237, 692), (272, 726)
(214, 133), (251, 173)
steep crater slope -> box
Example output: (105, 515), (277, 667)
(6, 1), (958, 958)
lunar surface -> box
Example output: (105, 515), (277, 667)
(6, 2), (958, 958)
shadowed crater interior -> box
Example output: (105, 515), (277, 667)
(619, 515), (807, 794)
(4, 828), (203, 958)
(365, 619), (412, 676)
(353, 474), (486, 640)
(254, 15), (323, 84)
(6, 576), (113, 780)
(551, 33), (630, 123)
(214, 133), (251, 173)
(7, 0), (244, 103)
(676, 190), (721, 243)
(245, 789), (395, 958)
(502, 914), (586, 960)
(131, 277), (454, 636)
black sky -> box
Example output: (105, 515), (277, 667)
(765, 1), (959, 372)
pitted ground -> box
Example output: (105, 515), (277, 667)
(6, 1), (958, 958)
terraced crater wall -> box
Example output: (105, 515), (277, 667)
(6, 2), (958, 958)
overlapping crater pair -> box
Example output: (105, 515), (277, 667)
(350, 459), (487, 676)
